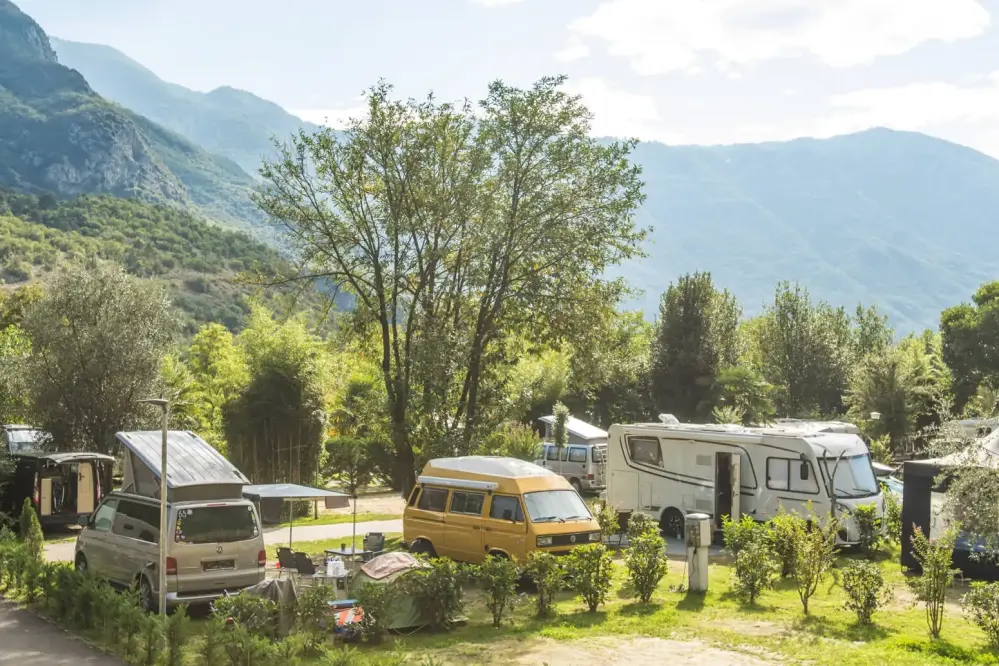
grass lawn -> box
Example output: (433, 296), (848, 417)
(265, 534), (404, 561)
(276, 512), (401, 529)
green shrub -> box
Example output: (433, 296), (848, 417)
(353, 579), (399, 641)
(565, 543), (614, 613)
(18, 498), (43, 562)
(908, 526), (958, 639)
(792, 513), (840, 615)
(722, 515), (768, 556)
(963, 581), (999, 648)
(842, 560), (892, 625)
(589, 500), (619, 541)
(768, 510), (805, 577)
(402, 558), (468, 631)
(883, 491), (902, 544)
(852, 504), (884, 557)
(213, 593), (279, 639)
(476, 554), (520, 627)
(139, 613), (163, 666)
(296, 583), (334, 635)
(164, 604), (191, 666)
(524, 550), (565, 618)
(732, 539), (780, 606)
(625, 531), (670, 603)
(626, 512), (659, 541)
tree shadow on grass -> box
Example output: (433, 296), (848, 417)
(717, 589), (778, 614)
(894, 637), (999, 664)
(793, 614), (893, 642)
(675, 591), (705, 612)
(618, 601), (662, 618)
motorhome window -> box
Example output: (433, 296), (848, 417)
(417, 487), (449, 512)
(174, 505), (259, 544)
(91, 499), (118, 532)
(523, 490), (592, 523)
(819, 455), (879, 499)
(449, 491), (485, 516)
(628, 437), (663, 467)
(489, 495), (525, 522)
(568, 447), (587, 463)
(766, 458), (790, 491)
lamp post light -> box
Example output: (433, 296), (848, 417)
(138, 398), (169, 619)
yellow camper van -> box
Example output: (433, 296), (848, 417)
(403, 456), (602, 563)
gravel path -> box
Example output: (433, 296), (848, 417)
(0, 597), (121, 664)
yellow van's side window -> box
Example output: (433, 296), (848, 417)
(449, 491), (485, 515)
(407, 486), (421, 507)
(489, 495), (524, 522)
(417, 487), (448, 512)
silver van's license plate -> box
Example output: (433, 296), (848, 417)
(203, 560), (235, 571)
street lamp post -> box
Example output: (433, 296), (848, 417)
(138, 398), (169, 619)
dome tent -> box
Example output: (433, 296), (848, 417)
(352, 552), (434, 631)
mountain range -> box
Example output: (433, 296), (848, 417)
(3, 0), (997, 333)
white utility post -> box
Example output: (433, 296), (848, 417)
(684, 512), (711, 592)
(138, 398), (169, 619)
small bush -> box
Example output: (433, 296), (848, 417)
(18, 498), (43, 562)
(296, 583), (335, 634)
(402, 557), (468, 631)
(722, 515), (768, 556)
(963, 581), (999, 648)
(853, 504), (884, 557)
(565, 543), (614, 612)
(732, 539), (780, 606)
(792, 512), (840, 615)
(589, 500), (619, 541)
(769, 510), (805, 577)
(164, 604), (191, 666)
(477, 554), (520, 627)
(626, 512), (659, 541)
(842, 560), (892, 625)
(213, 593), (279, 639)
(883, 491), (902, 544)
(909, 526), (958, 639)
(524, 550), (565, 618)
(625, 531), (670, 603)
(353, 578), (399, 641)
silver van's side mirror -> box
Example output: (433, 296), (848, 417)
(800, 462), (810, 480)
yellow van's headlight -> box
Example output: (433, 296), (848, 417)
(536, 536), (553, 547)
(588, 532), (602, 542)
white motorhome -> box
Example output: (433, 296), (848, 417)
(606, 416), (884, 545)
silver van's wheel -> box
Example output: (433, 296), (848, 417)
(74, 555), (87, 574)
(138, 576), (156, 613)
(570, 478), (582, 494)
(660, 508), (684, 539)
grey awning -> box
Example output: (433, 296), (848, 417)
(242, 483), (350, 507)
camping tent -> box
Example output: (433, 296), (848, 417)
(241, 578), (298, 637)
(351, 552), (433, 630)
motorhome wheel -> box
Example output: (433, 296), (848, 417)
(660, 508), (684, 539)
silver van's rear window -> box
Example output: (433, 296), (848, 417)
(174, 505), (259, 544)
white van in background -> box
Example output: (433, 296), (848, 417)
(535, 415), (608, 494)
(606, 415), (884, 544)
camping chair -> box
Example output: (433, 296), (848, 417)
(293, 552), (330, 587)
(614, 511), (632, 547)
(362, 532), (385, 560)
(277, 547), (298, 580)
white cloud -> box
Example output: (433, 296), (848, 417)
(555, 37), (590, 63)
(469, 0), (526, 6)
(291, 104), (368, 129)
(564, 77), (682, 143)
(569, 0), (991, 75)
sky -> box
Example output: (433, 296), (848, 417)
(16, 0), (999, 156)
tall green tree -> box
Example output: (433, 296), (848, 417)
(649, 272), (741, 421)
(255, 77), (646, 494)
(941, 281), (999, 412)
(20, 261), (176, 453)
(223, 306), (329, 485)
(0, 324), (30, 425)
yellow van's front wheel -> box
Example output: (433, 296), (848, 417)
(409, 539), (436, 558)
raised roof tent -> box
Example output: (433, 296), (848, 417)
(537, 415), (608, 443)
(425, 456), (557, 479)
(115, 430), (249, 502)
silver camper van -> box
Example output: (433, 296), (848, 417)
(534, 416), (608, 493)
(74, 431), (265, 612)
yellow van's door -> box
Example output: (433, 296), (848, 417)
(444, 491), (487, 563)
(408, 487), (449, 555)
(482, 494), (529, 561)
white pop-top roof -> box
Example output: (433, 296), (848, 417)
(425, 456), (558, 479)
(537, 415), (608, 441)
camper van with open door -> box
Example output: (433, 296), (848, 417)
(606, 416), (885, 545)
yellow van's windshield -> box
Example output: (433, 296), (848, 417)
(524, 490), (592, 523)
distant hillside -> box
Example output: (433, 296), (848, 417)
(0, 0), (266, 238)
(0, 189), (313, 333)
(624, 128), (999, 332)
(51, 37), (319, 178)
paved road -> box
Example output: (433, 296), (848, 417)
(44, 519), (406, 562)
(0, 598), (121, 664)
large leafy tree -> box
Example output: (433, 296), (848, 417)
(0, 323), (30, 424)
(940, 281), (999, 412)
(255, 77), (646, 494)
(20, 260), (176, 453)
(649, 272), (741, 421)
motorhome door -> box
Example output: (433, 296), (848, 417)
(713, 452), (741, 530)
(77, 462), (95, 514)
